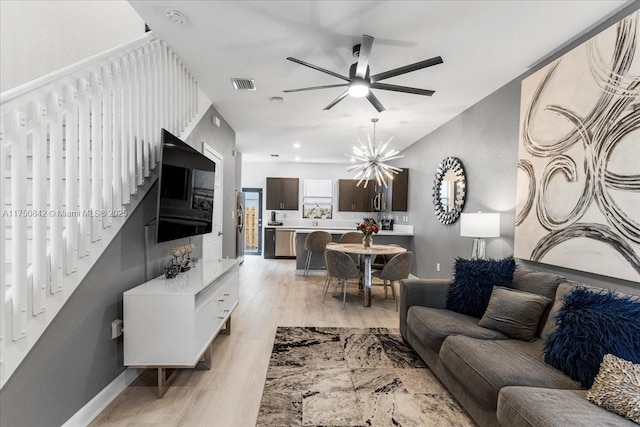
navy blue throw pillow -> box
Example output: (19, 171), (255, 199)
(446, 257), (516, 318)
(544, 286), (640, 388)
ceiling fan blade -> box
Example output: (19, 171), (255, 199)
(370, 82), (435, 96)
(283, 83), (349, 93)
(355, 34), (374, 79)
(287, 57), (349, 81)
(323, 90), (350, 110)
(370, 56), (443, 82)
(366, 91), (386, 112)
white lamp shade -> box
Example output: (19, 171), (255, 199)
(460, 213), (500, 238)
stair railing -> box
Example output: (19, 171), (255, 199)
(0, 32), (199, 388)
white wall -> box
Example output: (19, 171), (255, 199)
(242, 160), (406, 227)
(0, 0), (144, 92)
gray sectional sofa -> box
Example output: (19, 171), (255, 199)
(399, 265), (639, 427)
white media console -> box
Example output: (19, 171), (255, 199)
(124, 258), (239, 397)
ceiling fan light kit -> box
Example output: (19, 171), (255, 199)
(348, 80), (369, 98)
(284, 34), (442, 112)
(346, 118), (404, 188)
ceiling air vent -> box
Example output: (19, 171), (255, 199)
(231, 78), (257, 91)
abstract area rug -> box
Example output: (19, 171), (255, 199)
(256, 327), (474, 426)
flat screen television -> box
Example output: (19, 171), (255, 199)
(156, 129), (216, 243)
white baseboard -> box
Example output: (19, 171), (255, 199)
(62, 368), (142, 427)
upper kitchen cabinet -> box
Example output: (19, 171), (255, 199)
(338, 179), (373, 212)
(390, 168), (409, 212)
(266, 177), (299, 210)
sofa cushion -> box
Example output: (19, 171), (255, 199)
(511, 266), (565, 300)
(544, 286), (640, 388)
(446, 257), (516, 318)
(586, 354), (640, 423)
(540, 282), (576, 340)
(440, 335), (581, 410)
(497, 387), (637, 427)
(406, 306), (508, 354)
(478, 286), (551, 341)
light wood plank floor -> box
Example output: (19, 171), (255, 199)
(91, 256), (400, 426)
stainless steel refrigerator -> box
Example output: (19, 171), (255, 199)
(236, 190), (245, 264)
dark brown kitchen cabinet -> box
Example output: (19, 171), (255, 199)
(266, 177), (299, 210)
(338, 179), (372, 212)
(390, 168), (409, 212)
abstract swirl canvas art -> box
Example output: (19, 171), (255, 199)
(515, 11), (640, 282)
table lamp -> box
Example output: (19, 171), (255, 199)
(460, 212), (500, 259)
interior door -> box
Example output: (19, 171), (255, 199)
(202, 143), (223, 262)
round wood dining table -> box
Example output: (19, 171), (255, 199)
(325, 242), (407, 307)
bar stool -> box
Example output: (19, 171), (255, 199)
(323, 249), (363, 308)
(371, 251), (413, 311)
(304, 230), (332, 278)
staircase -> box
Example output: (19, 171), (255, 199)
(0, 32), (203, 388)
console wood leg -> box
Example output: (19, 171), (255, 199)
(220, 315), (231, 335)
(157, 367), (180, 398)
(196, 342), (213, 370)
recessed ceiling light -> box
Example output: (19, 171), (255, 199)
(165, 9), (187, 25)
(293, 143), (300, 148)
(295, 157), (301, 161)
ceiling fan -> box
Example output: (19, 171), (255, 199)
(283, 34), (443, 112)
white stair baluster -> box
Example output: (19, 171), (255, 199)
(77, 77), (91, 256)
(29, 101), (48, 316)
(139, 48), (147, 182)
(64, 84), (79, 274)
(143, 46), (152, 176)
(102, 65), (113, 229)
(112, 60), (123, 212)
(90, 72), (103, 241)
(171, 52), (178, 134)
(9, 110), (28, 341)
(133, 49), (141, 186)
(120, 56), (132, 202)
(160, 42), (168, 133)
(49, 93), (64, 293)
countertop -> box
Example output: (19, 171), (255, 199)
(265, 225), (414, 236)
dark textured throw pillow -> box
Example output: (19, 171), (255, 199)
(544, 286), (640, 388)
(478, 286), (551, 341)
(446, 257), (516, 318)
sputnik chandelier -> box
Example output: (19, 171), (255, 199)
(346, 118), (404, 187)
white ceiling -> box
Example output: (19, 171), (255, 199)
(129, 1), (630, 164)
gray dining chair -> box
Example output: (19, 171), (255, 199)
(339, 231), (362, 243)
(371, 251), (413, 311)
(372, 243), (402, 270)
(323, 249), (363, 308)
(304, 230), (332, 278)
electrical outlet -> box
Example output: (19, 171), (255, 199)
(111, 319), (123, 339)
(437, 263), (440, 272)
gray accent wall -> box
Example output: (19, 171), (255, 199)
(185, 105), (240, 260)
(0, 105), (237, 426)
(401, 1), (639, 292)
